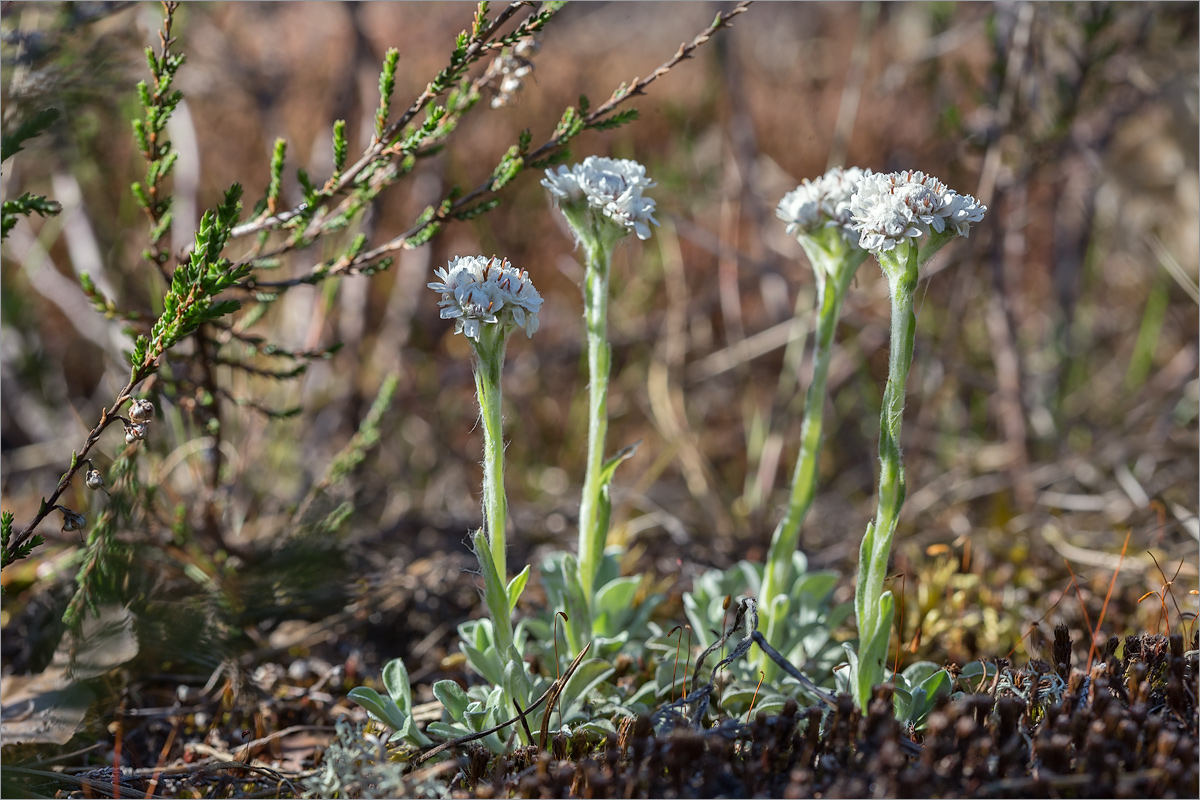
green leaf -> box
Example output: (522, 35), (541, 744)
(586, 108), (639, 133)
(375, 48), (401, 138)
(592, 576), (641, 638)
(393, 714), (432, 746)
(460, 641), (504, 687)
(557, 658), (615, 723)
(267, 138), (287, 209)
(598, 440), (640, 486)
(792, 571), (838, 603)
(892, 679), (914, 721)
(432, 679), (469, 720)
(627, 680), (659, 709)
(2, 108), (60, 163)
(855, 591), (895, 709)
(501, 657), (536, 740)
(506, 564), (530, 613)
(331, 119), (348, 175)
(593, 552), (622, 597)
(381, 658), (413, 716)
(559, 554), (591, 654)
(908, 668), (951, 727)
(901, 661), (944, 687)
(472, 529), (513, 654)
(577, 719), (618, 741)
(347, 686), (408, 730)
(426, 721), (472, 741)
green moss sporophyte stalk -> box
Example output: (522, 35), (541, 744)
(541, 156), (658, 651)
(848, 170), (985, 711)
(428, 255), (543, 654)
(756, 166), (869, 682)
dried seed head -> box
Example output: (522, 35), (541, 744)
(513, 37), (540, 59)
(129, 398), (155, 424)
(85, 468), (108, 493)
(57, 505), (87, 532)
(125, 421), (149, 444)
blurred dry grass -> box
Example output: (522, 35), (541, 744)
(1, 1), (1197, 672)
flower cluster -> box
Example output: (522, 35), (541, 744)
(428, 256), (543, 341)
(776, 166), (868, 238)
(541, 156), (659, 241)
(849, 169), (985, 254)
(123, 397), (155, 444)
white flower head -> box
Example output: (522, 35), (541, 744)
(849, 170), (986, 254)
(541, 156), (659, 241)
(776, 166), (868, 238)
(428, 255), (543, 341)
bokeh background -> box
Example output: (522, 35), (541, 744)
(2, 1), (1197, 685)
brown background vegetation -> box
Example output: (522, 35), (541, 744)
(2, 1), (1197, 677)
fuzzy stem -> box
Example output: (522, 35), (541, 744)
(757, 246), (862, 681)
(854, 242), (919, 710)
(473, 325), (510, 600)
(576, 238), (614, 610)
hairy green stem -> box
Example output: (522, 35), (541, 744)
(576, 238), (613, 609)
(854, 242), (919, 710)
(757, 251), (861, 680)
(473, 324), (511, 642)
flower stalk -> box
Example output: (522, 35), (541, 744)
(473, 323), (510, 584)
(428, 255), (543, 654)
(852, 240), (918, 710)
(542, 156), (657, 648)
(577, 236), (614, 606)
(848, 170), (985, 710)
(756, 167), (868, 681)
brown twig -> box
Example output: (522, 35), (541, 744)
(143, 716), (180, 800)
(538, 641), (594, 752)
(1086, 528), (1131, 670)
(745, 670), (765, 724)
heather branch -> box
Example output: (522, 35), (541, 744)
(228, 1), (548, 241)
(132, 1), (183, 283)
(235, 1), (751, 291)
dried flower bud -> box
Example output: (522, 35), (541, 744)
(125, 422), (148, 444)
(129, 398), (155, 424)
(513, 37), (539, 59)
(57, 505), (87, 532)
(500, 75), (523, 95)
(85, 468), (108, 494)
